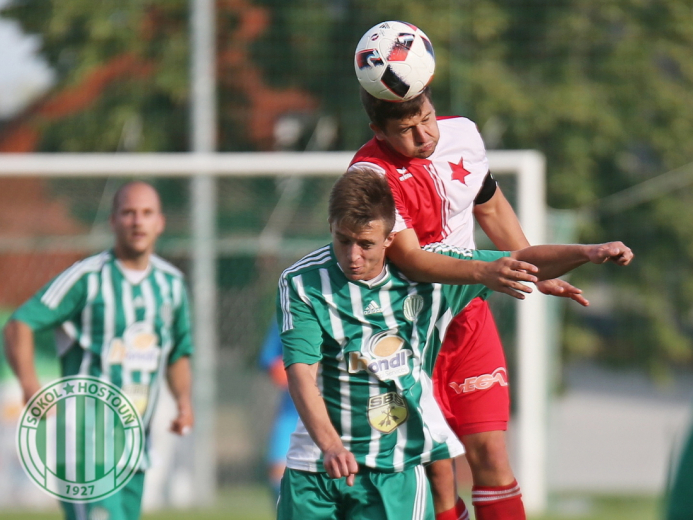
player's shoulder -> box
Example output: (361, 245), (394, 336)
(437, 115), (481, 135)
(150, 254), (185, 279)
(280, 245), (334, 283)
(39, 251), (111, 306)
(350, 139), (390, 171)
(60, 250), (112, 279)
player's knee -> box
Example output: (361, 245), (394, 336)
(426, 458), (454, 486)
(462, 432), (510, 473)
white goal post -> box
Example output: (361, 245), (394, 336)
(0, 150), (548, 514)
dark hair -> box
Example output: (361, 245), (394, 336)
(360, 86), (433, 130)
(329, 167), (396, 235)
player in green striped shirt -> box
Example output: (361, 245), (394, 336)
(277, 168), (632, 519)
(4, 182), (193, 520)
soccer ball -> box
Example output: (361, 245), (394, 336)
(354, 21), (435, 102)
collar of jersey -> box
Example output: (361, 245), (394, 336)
(112, 252), (152, 285)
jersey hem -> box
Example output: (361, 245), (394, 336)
(286, 459), (322, 473)
(453, 421), (508, 437)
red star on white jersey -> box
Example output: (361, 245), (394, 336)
(449, 158), (471, 185)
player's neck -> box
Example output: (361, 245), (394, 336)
(114, 246), (152, 271)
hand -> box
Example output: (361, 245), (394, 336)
(322, 443), (359, 486)
(170, 404), (194, 436)
(536, 278), (589, 307)
(586, 242), (634, 266)
(478, 257), (539, 300)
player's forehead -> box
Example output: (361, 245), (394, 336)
(333, 219), (387, 241)
(387, 97), (435, 129)
(114, 183), (161, 212)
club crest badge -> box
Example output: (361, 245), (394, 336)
(17, 376), (143, 502)
(403, 295), (424, 321)
(367, 392), (408, 434)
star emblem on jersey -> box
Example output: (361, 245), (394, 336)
(363, 300), (382, 315)
(449, 158), (471, 185)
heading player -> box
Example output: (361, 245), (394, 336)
(350, 85), (586, 520)
(277, 168), (632, 520)
(4, 181), (194, 520)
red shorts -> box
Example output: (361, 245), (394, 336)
(432, 297), (510, 437)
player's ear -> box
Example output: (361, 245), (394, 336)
(157, 213), (166, 235)
(383, 231), (395, 248)
(370, 123), (386, 141)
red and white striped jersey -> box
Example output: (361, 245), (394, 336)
(350, 116), (488, 249)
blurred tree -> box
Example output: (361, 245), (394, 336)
(1, 0), (190, 151)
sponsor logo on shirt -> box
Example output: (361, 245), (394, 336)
(448, 367), (508, 394)
(107, 322), (160, 414)
(348, 331), (412, 381)
(367, 391), (409, 434)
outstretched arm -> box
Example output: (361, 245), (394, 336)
(474, 188), (588, 304)
(387, 229), (539, 299)
(3, 320), (41, 403)
(287, 362), (359, 486)
(512, 242), (633, 282)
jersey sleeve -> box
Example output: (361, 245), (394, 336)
(276, 275), (323, 367)
(12, 274), (88, 332)
(168, 280), (194, 364)
(422, 244), (510, 315)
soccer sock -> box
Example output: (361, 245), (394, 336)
(471, 480), (525, 520)
(435, 497), (469, 520)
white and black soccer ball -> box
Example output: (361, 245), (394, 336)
(354, 21), (435, 102)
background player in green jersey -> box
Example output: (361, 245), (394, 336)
(4, 181), (194, 520)
(277, 168), (632, 520)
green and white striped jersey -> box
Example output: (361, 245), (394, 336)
(13, 250), (193, 469)
(277, 243), (508, 473)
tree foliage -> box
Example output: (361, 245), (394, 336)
(4, 0), (693, 374)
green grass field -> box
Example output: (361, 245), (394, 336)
(0, 487), (662, 520)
